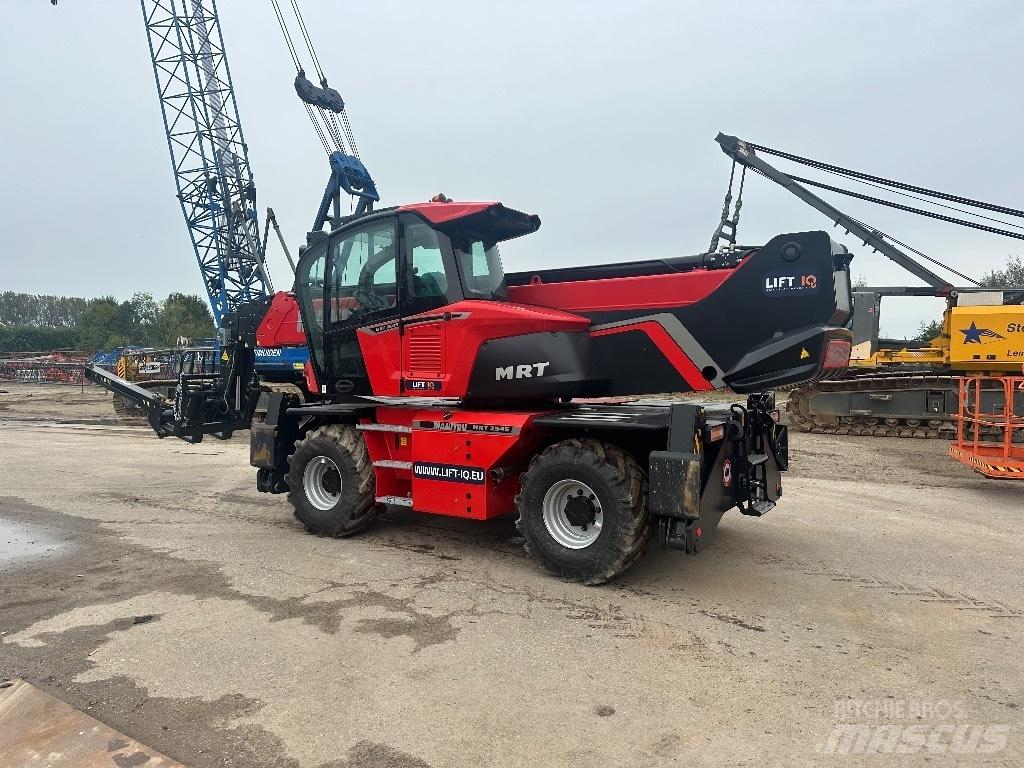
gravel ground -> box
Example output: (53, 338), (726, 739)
(0, 381), (1021, 767)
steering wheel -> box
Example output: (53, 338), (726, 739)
(354, 281), (387, 312)
(353, 247), (392, 312)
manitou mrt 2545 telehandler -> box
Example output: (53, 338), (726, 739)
(90, 200), (853, 582)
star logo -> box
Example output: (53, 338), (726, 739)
(959, 321), (1005, 344)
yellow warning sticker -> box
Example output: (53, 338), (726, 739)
(800, 348), (810, 360)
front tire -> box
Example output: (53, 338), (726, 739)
(287, 424), (376, 536)
(515, 439), (650, 584)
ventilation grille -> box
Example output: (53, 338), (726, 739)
(408, 333), (443, 373)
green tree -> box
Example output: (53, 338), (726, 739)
(0, 292), (89, 327)
(979, 255), (1024, 288)
(75, 297), (123, 351)
(0, 291), (214, 353)
(129, 292), (160, 344)
(914, 318), (944, 343)
(0, 325), (78, 354)
(151, 293), (215, 346)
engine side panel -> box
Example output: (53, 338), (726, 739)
(357, 301), (591, 399)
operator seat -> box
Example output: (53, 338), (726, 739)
(412, 270), (446, 299)
(352, 243), (398, 314)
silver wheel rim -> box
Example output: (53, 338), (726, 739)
(542, 479), (603, 549)
(303, 456), (342, 511)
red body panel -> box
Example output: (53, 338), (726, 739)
(398, 201), (498, 224)
(357, 300), (590, 397)
(506, 268), (734, 313)
(362, 407), (544, 520)
(303, 360), (319, 394)
(256, 292), (306, 347)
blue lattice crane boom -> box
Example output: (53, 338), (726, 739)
(141, 0), (273, 325)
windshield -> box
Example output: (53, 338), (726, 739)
(453, 235), (506, 300)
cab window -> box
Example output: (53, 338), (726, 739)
(327, 219), (397, 327)
(401, 216), (462, 315)
(294, 237), (329, 370)
(453, 234), (506, 299)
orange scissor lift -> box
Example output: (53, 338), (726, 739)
(949, 376), (1024, 478)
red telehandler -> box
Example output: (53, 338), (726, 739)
(80, 0), (851, 582)
(90, 196), (854, 583)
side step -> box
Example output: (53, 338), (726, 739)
(740, 499), (775, 517)
(373, 460), (412, 470)
(376, 495), (413, 507)
(746, 452), (769, 466)
(357, 423), (411, 434)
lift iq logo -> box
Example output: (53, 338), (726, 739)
(763, 270), (819, 296)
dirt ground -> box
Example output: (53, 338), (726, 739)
(0, 382), (1021, 767)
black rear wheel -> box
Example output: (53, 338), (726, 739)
(515, 439), (649, 584)
(287, 424), (376, 536)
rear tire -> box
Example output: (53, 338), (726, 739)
(287, 424), (376, 537)
(515, 439), (649, 585)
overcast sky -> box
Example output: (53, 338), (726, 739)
(2, 0), (1021, 336)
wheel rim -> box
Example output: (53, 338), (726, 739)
(303, 455), (342, 511)
(542, 479), (603, 549)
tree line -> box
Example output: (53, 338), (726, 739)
(0, 292), (215, 354)
(979, 255), (1024, 289)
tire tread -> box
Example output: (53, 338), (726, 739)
(287, 423), (375, 536)
(515, 438), (649, 584)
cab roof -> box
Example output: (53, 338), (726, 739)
(399, 201), (541, 241)
(323, 201), (541, 244)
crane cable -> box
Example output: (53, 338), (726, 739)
(777, 170), (1024, 241)
(747, 166), (981, 285)
(288, 0), (325, 82)
(269, 0), (301, 71)
(814, 169), (1024, 232)
(269, 0), (350, 157)
(736, 141), (1024, 285)
(283, 0), (361, 159)
(844, 214), (980, 285)
(748, 142), (1024, 220)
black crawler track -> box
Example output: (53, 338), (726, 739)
(786, 374), (959, 439)
(787, 373), (1024, 441)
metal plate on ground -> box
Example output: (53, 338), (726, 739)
(0, 679), (186, 767)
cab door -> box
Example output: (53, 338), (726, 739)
(294, 217), (400, 397)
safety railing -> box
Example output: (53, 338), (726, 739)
(948, 376), (1024, 479)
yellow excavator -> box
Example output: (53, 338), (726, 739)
(714, 135), (1024, 437)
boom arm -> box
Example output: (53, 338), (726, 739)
(716, 133), (954, 291)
